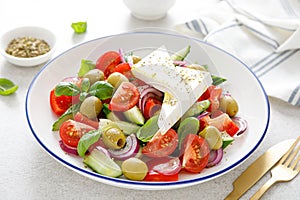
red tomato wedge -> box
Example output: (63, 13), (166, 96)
(113, 62), (131, 75)
(74, 112), (99, 129)
(142, 129), (178, 158)
(181, 134), (210, 173)
(95, 51), (121, 78)
(50, 89), (73, 116)
(143, 98), (162, 119)
(109, 82), (140, 112)
(208, 113), (239, 136)
(143, 171), (179, 182)
(50, 77), (81, 116)
(198, 85), (222, 112)
(59, 120), (95, 147)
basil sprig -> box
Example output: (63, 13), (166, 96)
(54, 79), (114, 101)
(77, 129), (102, 157)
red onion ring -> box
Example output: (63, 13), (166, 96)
(108, 134), (140, 160)
(59, 140), (78, 156)
(232, 117), (248, 136)
(206, 148), (223, 168)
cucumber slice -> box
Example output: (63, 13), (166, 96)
(222, 131), (234, 149)
(123, 106), (145, 125)
(106, 111), (122, 121)
(52, 113), (73, 131)
(170, 45), (191, 61)
(113, 121), (141, 136)
(84, 148), (122, 178)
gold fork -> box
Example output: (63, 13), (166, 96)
(250, 136), (300, 200)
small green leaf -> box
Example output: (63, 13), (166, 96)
(78, 59), (95, 77)
(0, 78), (18, 96)
(77, 129), (102, 157)
(79, 92), (88, 102)
(71, 21), (87, 34)
(89, 81), (114, 100)
(55, 82), (81, 96)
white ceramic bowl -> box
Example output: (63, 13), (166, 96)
(123, 0), (176, 20)
(0, 26), (56, 67)
(26, 31), (270, 190)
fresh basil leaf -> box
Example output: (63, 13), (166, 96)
(77, 129), (101, 157)
(81, 78), (90, 92)
(79, 92), (88, 102)
(78, 59), (95, 77)
(89, 81), (113, 100)
(0, 78), (18, 96)
(71, 21), (87, 34)
(55, 82), (81, 96)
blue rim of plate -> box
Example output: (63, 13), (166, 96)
(25, 31), (270, 189)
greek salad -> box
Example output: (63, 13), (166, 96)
(50, 46), (247, 182)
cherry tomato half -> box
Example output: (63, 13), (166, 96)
(59, 120), (95, 147)
(109, 82), (140, 112)
(181, 134), (210, 173)
(142, 129), (178, 158)
(95, 51), (121, 78)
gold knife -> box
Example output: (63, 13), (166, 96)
(224, 139), (296, 200)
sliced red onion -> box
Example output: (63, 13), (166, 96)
(138, 85), (163, 113)
(232, 117), (248, 136)
(118, 48), (126, 63)
(152, 157), (182, 175)
(206, 148), (223, 168)
(59, 140), (78, 156)
(173, 60), (187, 67)
(95, 146), (111, 158)
(196, 111), (210, 120)
(108, 134), (140, 160)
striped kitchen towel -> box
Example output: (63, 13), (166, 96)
(175, 0), (300, 106)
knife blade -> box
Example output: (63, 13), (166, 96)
(224, 139), (296, 200)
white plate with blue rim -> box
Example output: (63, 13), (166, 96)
(25, 31), (270, 190)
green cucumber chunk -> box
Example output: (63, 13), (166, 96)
(84, 148), (122, 178)
(171, 45), (191, 61)
(113, 121), (141, 136)
(177, 117), (200, 149)
(123, 106), (145, 125)
(181, 100), (210, 120)
(222, 131), (234, 149)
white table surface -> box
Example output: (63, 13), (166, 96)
(1, 0), (299, 199)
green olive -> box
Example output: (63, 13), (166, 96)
(132, 55), (141, 64)
(83, 69), (105, 85)
(80, 96), (102, 119)
(220, 95), (239, 117)
(199, 126), (222, 150)
(121, 157), (148, 181)
(107, 72), (129, 89)
(102, 127), (126, 150)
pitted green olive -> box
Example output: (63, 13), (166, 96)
(102, 127), (126, 150)
(80, 96), (102, 119)
(220, 95), (239, 117)
(121, 157), (148, 181)
(83, 69), (105, 85)
(199, 126), (222, 150)
(107, 72), (129, 89)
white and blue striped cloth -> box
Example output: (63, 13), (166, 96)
(175, 0), (300, 106)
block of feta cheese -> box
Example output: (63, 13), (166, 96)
(131, 46), (212, 134)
